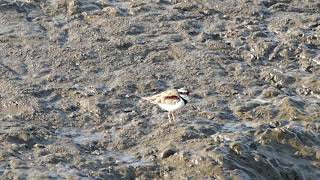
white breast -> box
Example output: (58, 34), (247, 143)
(158, 98), (185, 112)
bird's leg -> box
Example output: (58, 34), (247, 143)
(172, 112), (175, 121)
(168, 112), (172, 122)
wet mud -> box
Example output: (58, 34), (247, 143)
(0, 0), (320, 179)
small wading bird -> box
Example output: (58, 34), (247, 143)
(142, 88), (190, 122)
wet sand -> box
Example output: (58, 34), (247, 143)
(0, 0), (320, 179)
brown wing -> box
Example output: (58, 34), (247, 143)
(165, 95), (180, 100)
(143, 89), (181, 104)
(161, 95), (181, 104)
(158, 90), (181, 104)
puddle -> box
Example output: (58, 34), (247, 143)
(209, 121), (260, 142)
(250, 96), (271, 104)
(56, 128), (107, 145)
(0, 164), (5, 176)
(91, 150), (150, 167)
(56, 127), (150, 167)
(55, 163), (86, 178)
(221, 121), (259, 132)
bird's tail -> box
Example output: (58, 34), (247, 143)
(129, 94), (150, 102)
(140, 96), (154, 103)
(126, 93), (159, 104)
(140, 94), (161, 104)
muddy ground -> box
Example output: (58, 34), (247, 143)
(0, 0), (320, 179)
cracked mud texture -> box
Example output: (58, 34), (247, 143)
(0, 0), (320, 179)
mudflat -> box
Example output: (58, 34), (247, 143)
(0, 0), (320, 179)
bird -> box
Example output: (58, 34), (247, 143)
(141, 88), (190, 122)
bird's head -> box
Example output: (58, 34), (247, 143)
(177, 87), (190, 102)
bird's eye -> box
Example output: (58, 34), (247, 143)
(180, 91), (189, 95)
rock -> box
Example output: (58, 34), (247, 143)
(300, 76), (320, 95)
(177, 151), (191, 161)
(260, 68), (296, 88)
(160, 148), (177, 159)
(9, 158), (25, 169)
(315, 150), (320, 161)
(103, 6), (121, 17)
(229, 141), (245, 155)
(169, 43), (195, 60)
(278, 97), (306, 120)
(261, 86), (281, 98)
(67, 0), (80, 15)
(178, 127), (203, 141)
